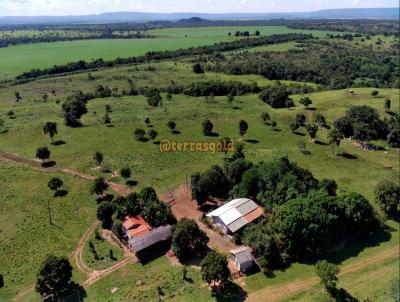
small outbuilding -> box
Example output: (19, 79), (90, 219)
(230, 246), (256, 273)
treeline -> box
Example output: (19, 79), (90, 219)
(0, 32), (153, 48)
(205, 42), (400, 89)
(287, 19), (400, 36)
(16, 33), (313, 80)
(194, 153), (379, 269)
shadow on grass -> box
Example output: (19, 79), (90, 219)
(172, 130), (181, 135)
(301, 226), (392, 266)
(338, 152), (358, 160)
(51, 140), (66, 146)
(245, 139), (259, 144)
(305, 107), (317, 111)
(301, 150), (311, 155)
(212, 281), (247, 302)
(206, 132), (220, 137)
(42, 161), (56, 168)
(137, 137), (149, 142)
(315, 140), (328, 146)
(126, 180), (138, 187)
(60, 282), (87, 302)
(153, 141), (160, 145)
(293, 132), (305, 136)
(273, 128), (281, 132)
(54, 189), (68, 197)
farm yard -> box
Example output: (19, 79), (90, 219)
(0, 16), (399, 302)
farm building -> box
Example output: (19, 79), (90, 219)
(230, 246), (256, 273)
(128, 225), (172, 261)
(122, 216), (151, 240)
(206, 198), (264, 234)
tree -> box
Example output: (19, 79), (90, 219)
(97, 201), (115, 228)
(35, 255), (73, 301)
(7, 110), (15, 119)
(43, 122), (58, 143)
(227, 93), (235, 105)
(147, 91), (162, 107)
(15, 91), (22, 102)
(314, 113), (327, 128)
(384, 98), (391, 110)
(105, 104), (112, 113)
(172, 218), (209, 261)
(202, 119), (214, 136)
(120, 167), (131, 181)
(166, 93), (173, 102)
(295, 113), (306, 128)
(371, 90), (379, 97)
(48, 177), (63, 194)
(375, 180), (400, 218)
(111, 219), (123, 238)
(261, 112), (270, 125)
(167, 121), (177, 133)
(271, 121), (277, 129)
(62, 98), (87, 127)
(259, 84), (294, 108)
(148, 129), (158, 141)
(239, 120), (248, 138)
(328, 129), (344, 156)
(306, 124), (318, 142)
(93, 151), (103, 166)
(91, 177), (108, 197)
(315, 260), (340, 293)
(134, 128), (146, 141)
(255, 30), (260, 36)
(200, 252), (230, 287)
(0, 274), (3, 288)
(36, 147), (50, 165)
(299, 97), (312, 108)
(192, 63), (204, 74)
(319, 179), (338, 196)
(103, 113), (111, 125)
(142, 200), (176, 227)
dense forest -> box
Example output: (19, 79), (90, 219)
(204, 41), (400, 89)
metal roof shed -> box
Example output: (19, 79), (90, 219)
(129, 225), (172, 253)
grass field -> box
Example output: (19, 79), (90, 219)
(0, 160), (96, 301)
(0, 25), (343, 81)
(0, 28), (398, 301)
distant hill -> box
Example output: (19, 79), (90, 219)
(0, 8), (398, 25)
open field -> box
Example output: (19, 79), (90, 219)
(0, 25), (343, 81)
(0, 23), (398, 302)
(0, 160), (96, 301)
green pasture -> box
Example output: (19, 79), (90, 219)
(0, 25), (343, 81)
(0, 160), (96, 301)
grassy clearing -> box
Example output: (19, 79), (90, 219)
(148, 26), (342, 39)
(82, 230), (124, 270)
(0, 160), (96, 300)
(84, 257), (213, 302)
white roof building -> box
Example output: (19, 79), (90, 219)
(206, 198), (264, 234)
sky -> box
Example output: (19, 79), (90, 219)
(0, 0), (398, 16)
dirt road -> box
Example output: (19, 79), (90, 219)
(0, 150), (131, 196)
(245, 246), (399, 302)
(160, 185), (236, 253)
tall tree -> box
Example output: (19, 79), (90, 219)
(306, 124), (318, 142)
(43, 122), (58, 143)
(315, 260), (340, 293)
(328, 129), (344, 156)
(167, 121), (177, 133)
(239, 120), (248, 139)
(48, 177), (63, 195)
(202, 119), (214, 136)
(120, 167), (132, 182)
(36, 147), (50, 165)
(35, 255), (73, 301)
(93, 151), (103, 166)
(375, 180), (400, 218)
(91, 177), (108, 197)
(172, 218), (209, 261)
(200, 252), (230, 287)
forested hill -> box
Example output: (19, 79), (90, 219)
(0, 7), (398, 24)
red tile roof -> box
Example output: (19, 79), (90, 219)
(243, 207), (264, 223)
(122, 216), (151, 238)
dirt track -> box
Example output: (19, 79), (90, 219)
(245, 246), (399, 302)
(0, 150), (131, 196)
